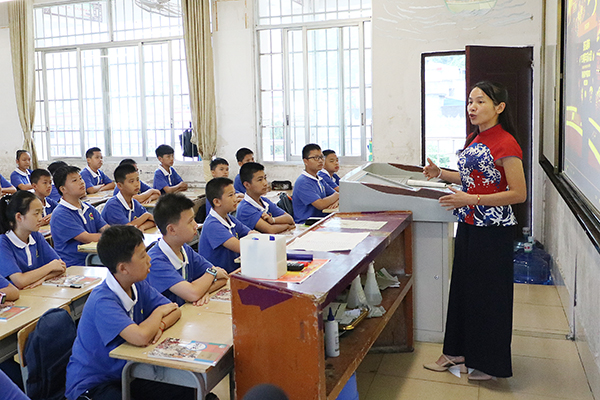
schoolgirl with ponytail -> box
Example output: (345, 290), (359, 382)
(0, 191), (66, 289)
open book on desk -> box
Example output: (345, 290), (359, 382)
(0, 305), (29, 321)
(148, 337), (230, 366)
(43, 275), (100, 288)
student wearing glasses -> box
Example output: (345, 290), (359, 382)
(292, 143), (339, 224)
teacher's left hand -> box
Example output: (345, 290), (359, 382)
(439, 187), (475, 210)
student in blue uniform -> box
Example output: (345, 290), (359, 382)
(50, 166), (109, 267)
(101, 164), (155, 230)
(146, 193), (228, 306)
(199, 177), (254, 273)
(233, 148), (254, 194)
(153, 144), (188, 194)
(80, 147), (115, 194)
(47, 160), (68, 202)
(292, 143), (339, 224)
(0, 274), (20, 302)
(65, 225), (191, 400)
(236, 162), (295, 233)
(0, 369), (28, 400)
(31, 169), (58, 226)
(317, 149), (341, 192)
(112, 159), (161, 204)
(0, 191), (66, 289)
(0, 174), (16, 195)
(10, 150), (33, 191)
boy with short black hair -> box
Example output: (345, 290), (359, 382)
(236, 162), (295, 233)
(47, 160), (68, 201)
(233, 148), (254, 194)
(114, 159), (161, 204)
(11, 150), (33, 190)
(31, 168), (58, 225)
(65, 225), (187, 400)
(318, 149), (341, 192)
(101, 164), (155, 230)
(153, 144), (188, 194)
(80, 147), (115, 194)
(146, 193), (228, 306)
(210, 158), (230, 179)
(199, 178), (255, 273)
(50, 166), (109, 266)
(292, 143), (339, 224)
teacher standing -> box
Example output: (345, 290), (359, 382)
(423, 81), (527, 380)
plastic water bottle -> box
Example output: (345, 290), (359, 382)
(514, 227), (531, 252)
(325, 308), (339, 358)
(514, 242), (552, 285)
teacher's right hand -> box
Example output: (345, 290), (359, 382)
(423, 158), (441, 180)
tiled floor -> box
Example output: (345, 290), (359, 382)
(356, 284), (595, 400)
(212, 284), (594, 400)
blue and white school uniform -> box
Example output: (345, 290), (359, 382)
(113, 180), (152, 196)
(234, 174), (246, 194)
(65, 274), (170, 400)
(48, 185), (61, 202)
(80, 166), (113, 190)
(42, 197), (58, 217)
(318, 169), (340, 190)
(1, 369), (29, 400)
(146, 239), (213, 306)
(0, 231), (59, 279)
(236, 193), (286, 230)
(153, 165), (183, 193)
(0, 274), (10, 291)
(101, 192), (148, 225)
(0, 174), (13, 190)
(10, 168), (31, 189)
(50, 199), (108, 267)
(292, 171), (336, 223)
(198, 209), (250, 273)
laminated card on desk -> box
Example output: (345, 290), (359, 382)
(0, 305), (29, 321)
(148, 338), (230, 366)
(209, 288), (231, 302)
(287, 231), (370, 252)
(323, 219), (388, 230)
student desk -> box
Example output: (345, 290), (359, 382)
(0, 295), (69, 363)
(77, 232), (163, 254)
(83, 191), (113, 207)
(144, 188), (205, 209)
(110, 304), (234, 400)
(22, 266), (107, 319)
(231, 211), (414, 400)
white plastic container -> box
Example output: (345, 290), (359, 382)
(364, 262), (383, 306)
(240, 234), (287, 279)
(325, 308), (340, 357)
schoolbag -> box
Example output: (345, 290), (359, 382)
(24, 308), (77, 400)
(276, 192), (293, 217)
(179, 126), (199, 158)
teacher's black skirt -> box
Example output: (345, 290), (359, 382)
(442, 222), (515, 377)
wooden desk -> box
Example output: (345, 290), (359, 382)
(22, 266), (107, 319)
(110, 304), (234, 400)
(0, 295), (69, 363)
(83, 191), (113, 206)
(231, 211), (414, 400)
(144, 189), (205, 209)
(77, 232), (163, 254)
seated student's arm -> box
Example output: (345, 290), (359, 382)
(9, 259), (67, 289)
(99, 182), (116, 191)
(128, 213), (155, 230)
(170, 267), (228, 305)
(86, 184), (104, 194)
(17, 183), (33, 191)
(134, 189), (161, 204)
(1, 185), (16, 194)
(222, 237), (241, 253)
(73, 231), (103, 244)
(120, 302), (180, 346)
(311, 191), (339, 210)
(254, 214), (294, 234)
(39, 214), (52, 226)
(272, 212), (295, 226)
(162, 181), (188, 194)
(0, 282), (20, 301)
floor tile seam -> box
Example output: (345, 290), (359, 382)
(373, 372), (479, 387)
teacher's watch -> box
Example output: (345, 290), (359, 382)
(206, 267), (218, 282)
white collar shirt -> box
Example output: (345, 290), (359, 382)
(158, 238), (189, 280)
(105, 272), (138, 320)
(209, 208), (236, 236)
(58, 198), (90, 224)
(85, 166), (101, 185)
(6, 230), (36, 267)
(302, 170), (326, 195)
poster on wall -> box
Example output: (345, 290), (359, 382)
(563, 0), (600, 212)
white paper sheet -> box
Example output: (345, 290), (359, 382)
(287, 231), (370, 252)
(323, 219), (387, 230)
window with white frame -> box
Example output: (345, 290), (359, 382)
(257, 0), (372, 162)
(33, 0), (191, 161)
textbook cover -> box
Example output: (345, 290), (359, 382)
(43, 275), (100, 288)
(148, 338), (230, 366)
(210, 288), (231, 302)
(0, 305), (29, 322)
